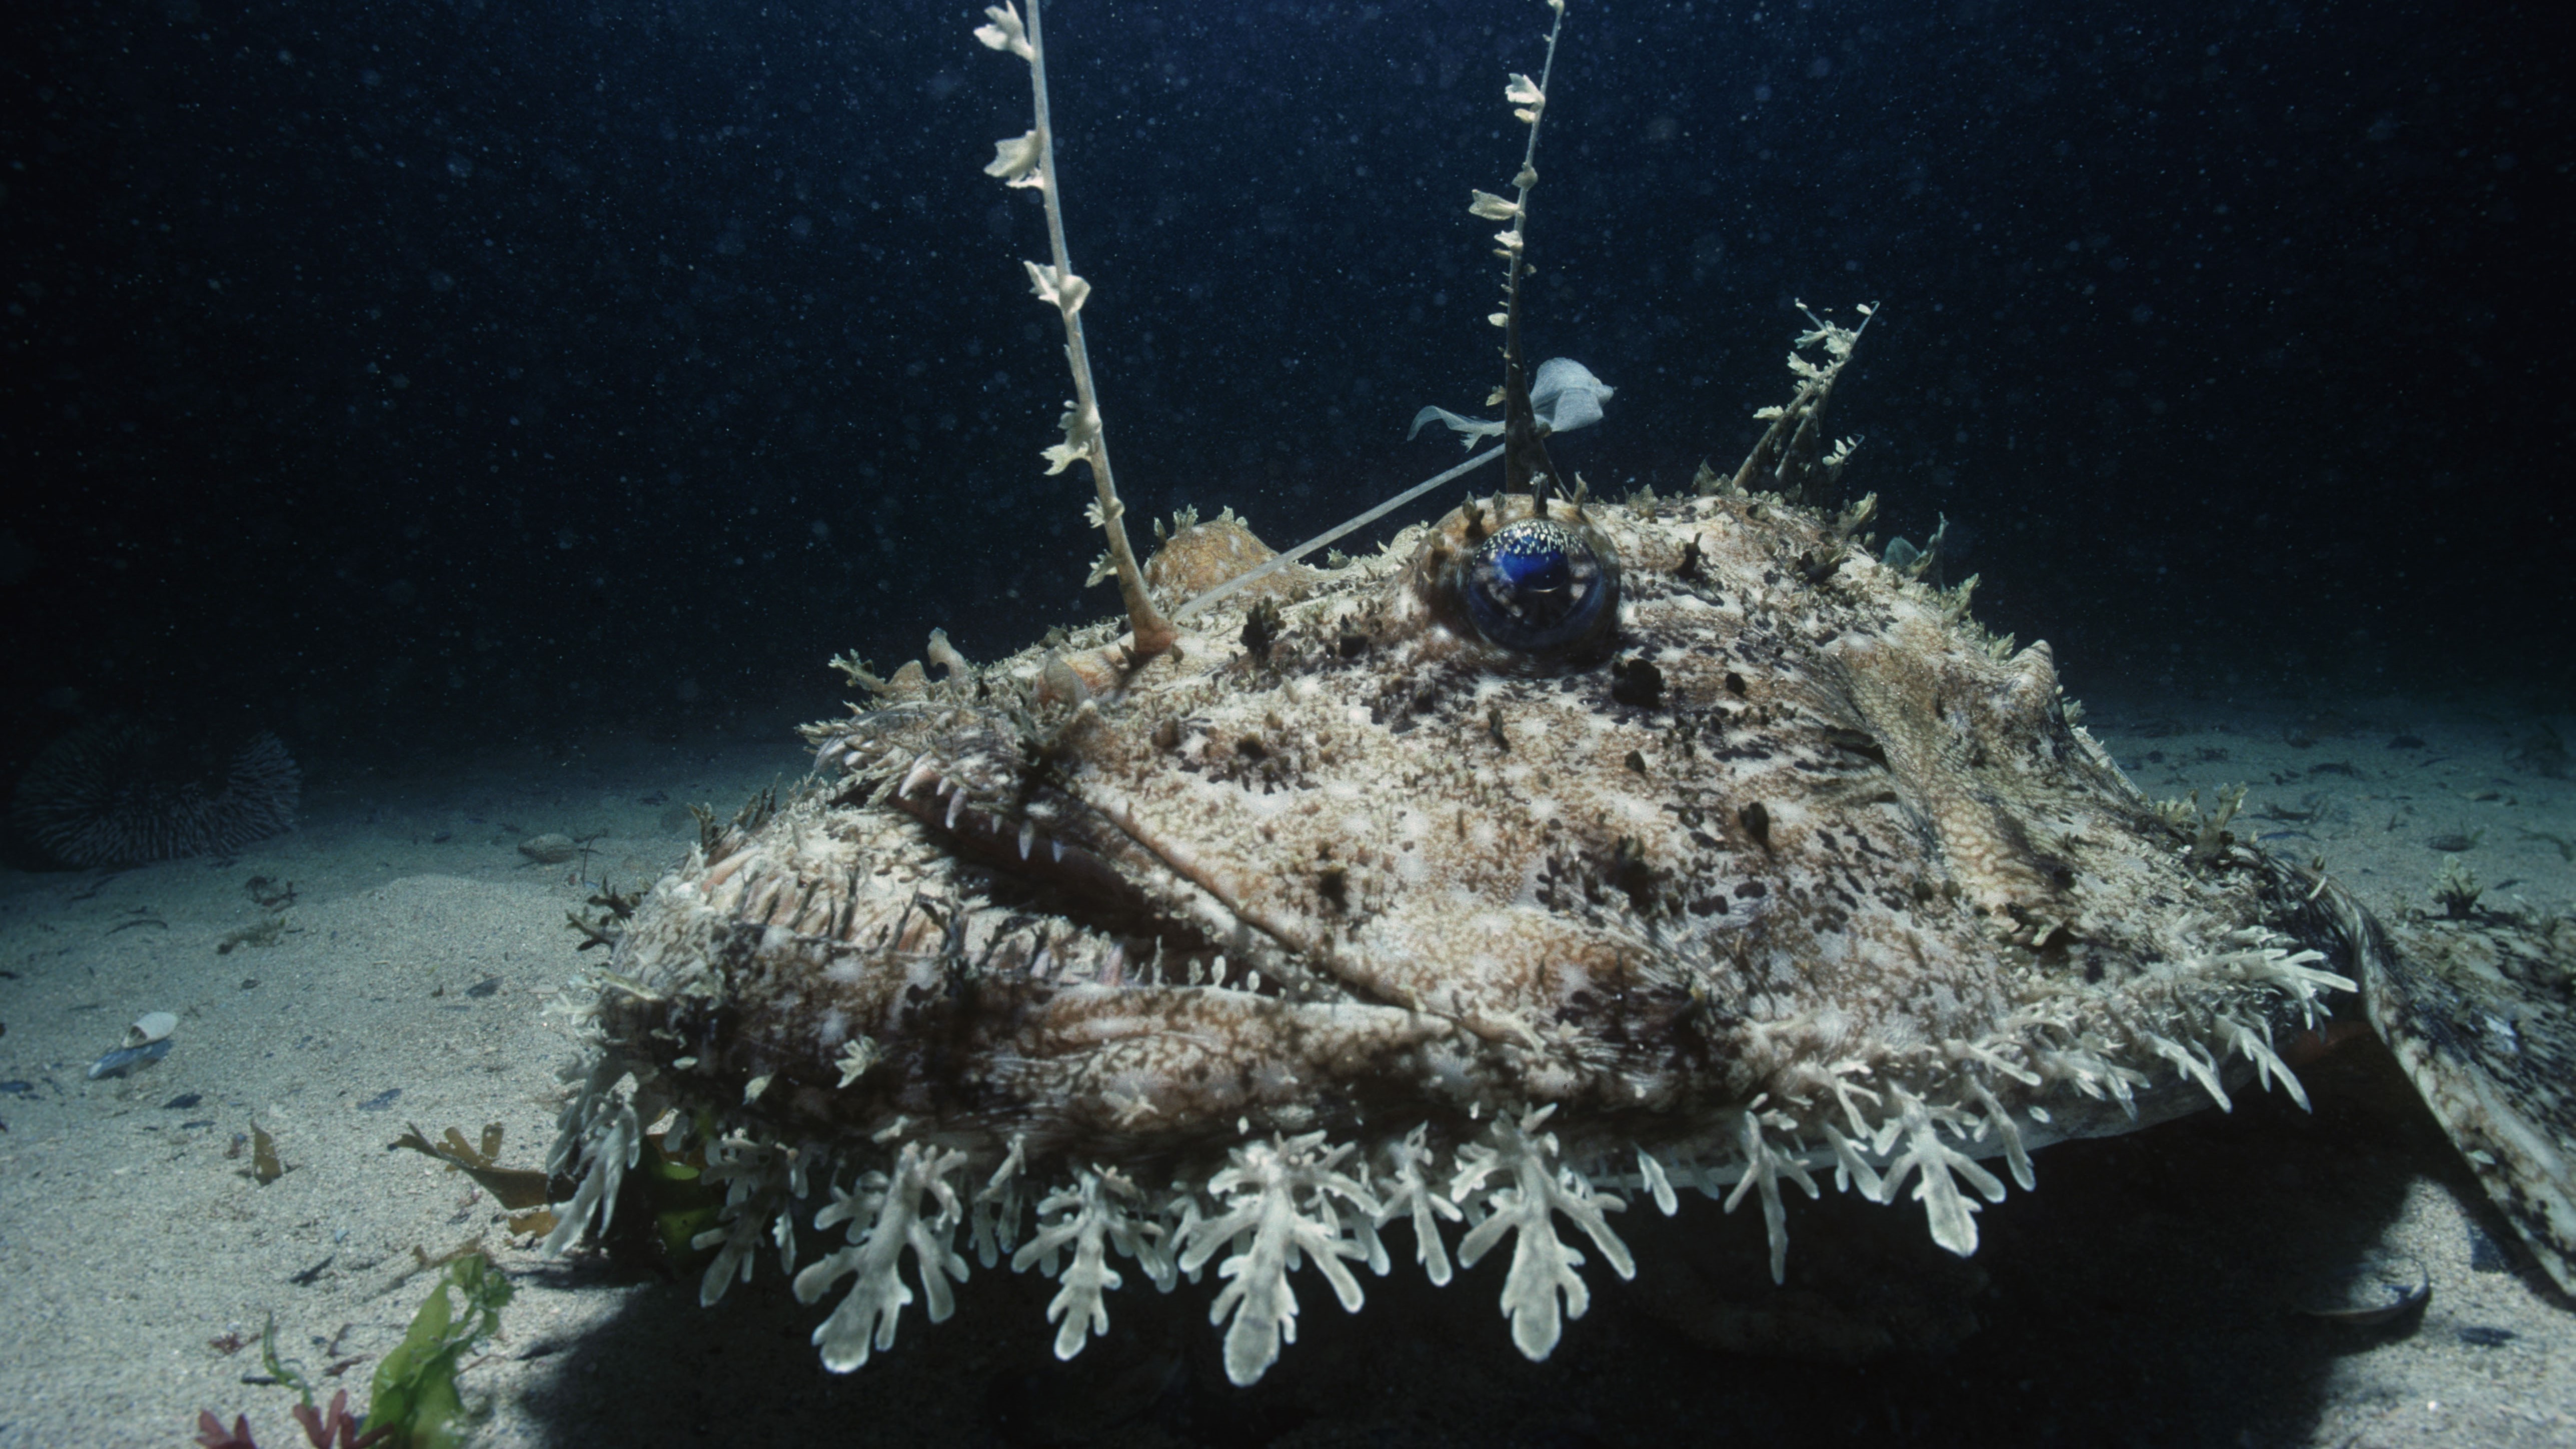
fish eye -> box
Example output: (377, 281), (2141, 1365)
(1460, 518), (1619, 655)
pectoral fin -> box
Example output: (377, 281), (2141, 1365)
(2369, 908), (2576, 1294)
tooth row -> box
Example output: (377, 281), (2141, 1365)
(715, 857), (1302, 1000)
(915, 781), (1076, 872)
(718, 888), (1305, 1003)
(818, 736), (924, 773)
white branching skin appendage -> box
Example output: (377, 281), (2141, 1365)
(540, 1057), (639, 1258)
(1724, 1101), (1824, 1283)
(1469, 5), (1559, 310)
(1450, 1106), (1635, 1362)
(534, 920), (2357, 1384)
(975, 1), (1176, 659)
(1480, 0), (1567, 503)
(1728, 299), (1879, 499)
(690, 1132), (812, 1308)
(791, 1142), (973, 1371)
(1011, 1164), (1175, 1361)
(1177, 1132), (1380, 1386)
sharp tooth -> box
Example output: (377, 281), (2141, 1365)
(1247, 970), (1264, 994)
(1029, 945), (1052, 979)
(1018, 821), (1035, 860)
(1188, 959), (1205, 986)
(900, 755), (939, 798)
(945, 789), (968, 830)
(1101, 943), (1126, 986)
(1212, 953), (1227, 983)
(1051, 839), (1065, 864)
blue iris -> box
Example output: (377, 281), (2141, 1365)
(1463, 518), (1616, 653)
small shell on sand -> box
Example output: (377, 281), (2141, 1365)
(89, 1039), (172, 1079)
(518, 833), (579, 865)
(126, 1011), (179, 1047)
(2296, 1251), (2431, 1325)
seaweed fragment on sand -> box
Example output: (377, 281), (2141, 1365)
(219, 914), (289, 955)
(358, 1250), (511, 1449)
(251, 1123), (285, 1185)
(196, 1255), (507, 1449)
(389, 1122), (566, 1219)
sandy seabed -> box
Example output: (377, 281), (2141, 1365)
(2, 689), (2570, 1449)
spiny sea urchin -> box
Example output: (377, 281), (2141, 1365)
(11, 722), (300, 868)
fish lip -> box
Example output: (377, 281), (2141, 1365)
(880, 764), (1341, 1003)
(886, 773), (1132, 907)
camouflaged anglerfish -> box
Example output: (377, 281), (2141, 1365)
(539, 419), (2576, 1384)
(541, 0), (2575, 1389)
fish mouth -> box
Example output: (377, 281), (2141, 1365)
(857, 725), (1353, 1006)
(788, 717), (1460, 1152)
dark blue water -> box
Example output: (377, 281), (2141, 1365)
(5, 0), (2566, 779)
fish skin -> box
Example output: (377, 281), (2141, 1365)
(2366, 905), (2576, 1292)
(542, 293), (2576, 1375)
(547, 462), (2575, 1381)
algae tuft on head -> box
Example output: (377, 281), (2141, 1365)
(975, 0), (1175, 659)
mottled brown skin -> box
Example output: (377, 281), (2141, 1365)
(598, 486), (2345, 1188)
(556, 455), (2576, 1396)
(2364, 910), (2576, 1289)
